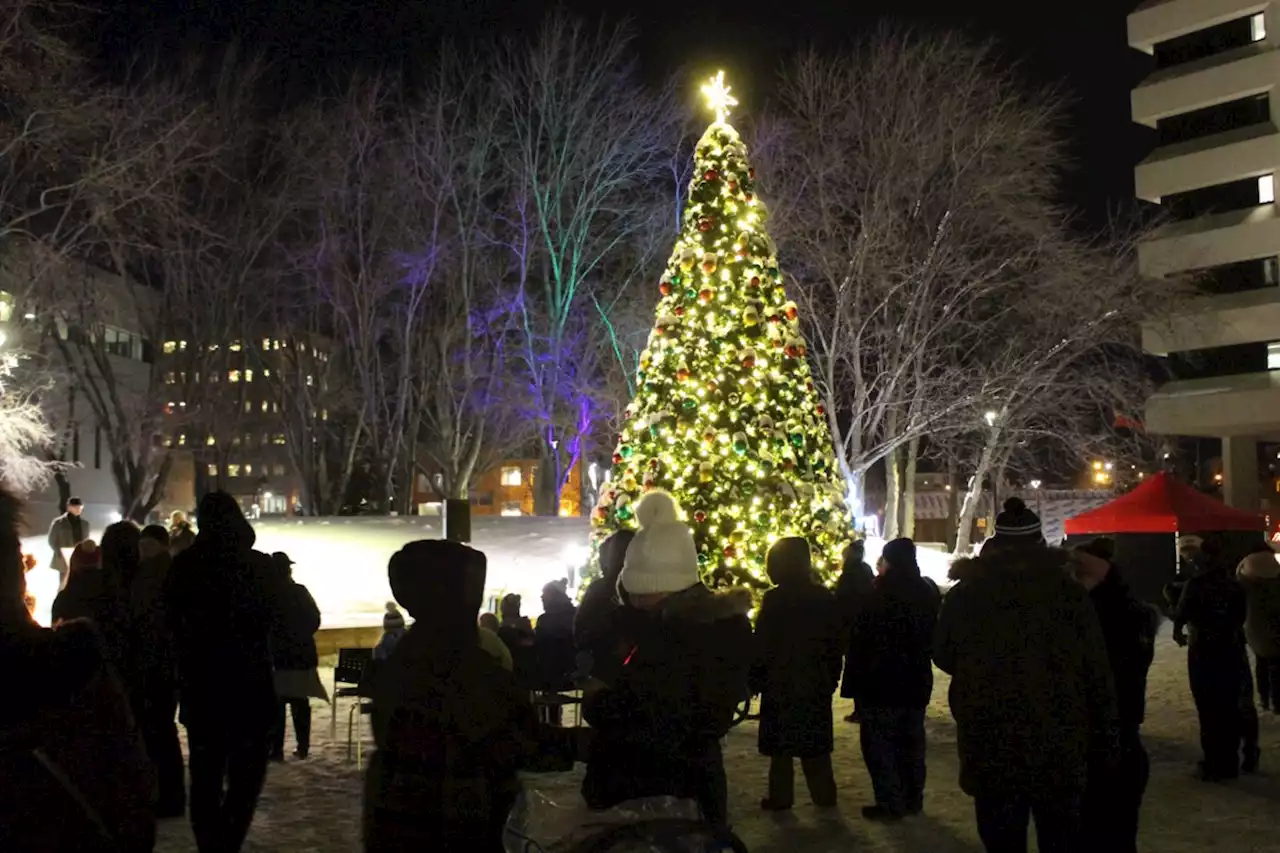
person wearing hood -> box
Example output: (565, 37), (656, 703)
(534, 579), (577, 693)
(935, 498), (1116, 853)
(836, 540), (875, 723)
(574, 529), (636, 684)
(1173, 532), (1257, 779)
(580, 491), (753, 828)
(1237, 547), (1280, 713)
(751, 537), (842, 811)
(165, 492), (277, 853)
(847, 538), (941, 821)
(1072, 538), (1161, 853)
(362, 540), (578, 852)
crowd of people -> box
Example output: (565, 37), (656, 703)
(3, 486), (1279, 853)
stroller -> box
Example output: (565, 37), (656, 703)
(504, 790), (749, 853)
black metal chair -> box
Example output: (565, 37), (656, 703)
(330, 647), (374, 742)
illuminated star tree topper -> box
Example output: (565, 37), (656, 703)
(700, 70), (738, 125)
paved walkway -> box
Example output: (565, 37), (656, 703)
(156, 629), (1280, 852)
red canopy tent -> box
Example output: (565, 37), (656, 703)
(1064, 472), (1264, 536)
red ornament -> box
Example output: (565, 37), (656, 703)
(767, 314), (782, 324)
(648, 458), (660, 469)
(785, 305), (798, 320)
(744, 192), (754, 203)
(612, 452), (623, 464)
(596, 507), (608, 520)
(785, 345), (800, 358)
(659, 281), (672, 296)
(706, 379), (718, 392)
(724, 544), (737, 558)
(674, 305), (685, 316)
(817, 404), (825, 415)
(697, 217), (713, 232)
(677, 368), (691, 382)
(694, 510), (707, 523)
(749, 276), (761, 288)
(772, 338), (784, 350)
(704, 168), (718, 182)
(749, 168), (756, 179)
(742, 355), (756, 369)
(698, 288), (714, 304)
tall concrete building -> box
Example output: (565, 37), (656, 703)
(1129, 0), (1280, 510)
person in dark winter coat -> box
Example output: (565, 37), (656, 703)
(53, 536), (129, 676)
(362, 539), (578, 853)
(266, 552), (326, 761)
(46, 496), (90, 587)
(580, 491), (752, 828)
(836, 540), (875, 722)
(535, 580), (577, 690)
(846, 538), (941, 821)
(0, 490), (156, 853)
(1174, 533), (1258, 779)
(165, 492), (277, 853)
(132, 524), (185, 817)
(497, 593), (538, 688)
(1237, 548), (1280, 712)
(935, 498), (1116, 853)
(1072, 539), (1160, 853)
(751, 537), (842, 811)
(574, 529), (636, 684)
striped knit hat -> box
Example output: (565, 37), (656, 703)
(993, 497), (1044, 544)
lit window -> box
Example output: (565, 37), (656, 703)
(207, 464), (218, 476)
(500, 466), (523, 486)
(228, 370), (241, 383)
(262, 338), (271, 351)
(163, 436), (173, 447)
(232, 436), (242, 447)
(244, 400), (252, 413)
(1253, 12), (1267, 42)
(227, 464), (241, 477)
(272, 402), (279, 413)
(229, 341), (242, 352)
(273, 434), (287, 445)
(244, 369), (253, 382)
(163, 341), (177, 354)
(1261, 174), (1275, 204)
(273, 340), (280, 351)
(321, 409), (329, 421)
(1269, 342), (1280, 370)
(164, 371), (175, 384)
(273, 464), (285, 476)
(206, 436), (216, 446)
(179, 341), (187, 351)
(261, 401), (268, 412)
(306, 374), (314, 386)
(262, 368), (270, 378)
(244, 464), (253, 476)
(177, 434), (187, 447)
(500, 502), (523, 517)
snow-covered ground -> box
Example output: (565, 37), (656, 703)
(23, 518), (959, 630)
(23, 516), (593, 629)
(146, 626), (1278, 853)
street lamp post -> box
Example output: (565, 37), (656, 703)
(1030, 479), (1042, 515)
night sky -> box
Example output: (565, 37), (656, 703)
(89, 0), (1150, 222)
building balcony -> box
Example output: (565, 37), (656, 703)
(1143, 286), (1280, 354)
(1135, 123), (1279, 201)
(1132, 43), (1277, 127)
(1145, 369), (1280, 437)
(1138, 202), (1280, 276)
(1129, 0), (1270, 54)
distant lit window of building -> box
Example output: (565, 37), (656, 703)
(206, 435), (216, 446)
(1253, 12), (1267, 42)
(1261, 174), (1276, 205)
(229, 341), (242, 352)
(163, 341), (178, 354)
(273, 340), (280, 351)
(177, 434), (186, 447)
(500, 502), (523, 517)
(501, 466), (523, 486)
(232, 435), (242, 447)
(227, 464), (241, 477)
(272, 402), (279, 413)
(321, 409), (329, 420)
(261, 400), (268, 412)
(244, 463), (253, 476)
(1269, 342), (1280, 370)
(243, 400), (252, 413)
(163, 436), (173, 447)
(273, 463), (285, 477)
(262, 338), (271, 351)
(244, 369), (253, 382)
(262, 368), (270, 378)
(306, 374), (314, 386)
(228, 370), (241, 383)
(164, 371), (175, 384)
(207, 464), (218, 476)
(273, 434), (287, 445)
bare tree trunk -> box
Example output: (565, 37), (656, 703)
(902, 435), (920, 539)
(954, 433), (998, 555)
(945, 462), (959, 552)
(884, 446), (902, 542)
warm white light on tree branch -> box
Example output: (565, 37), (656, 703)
(701, 71), (738, 124)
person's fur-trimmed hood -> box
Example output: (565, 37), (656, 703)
(1239, 551), (1280, 581)
(658, 584), (753, 624)
(947, 546), (1072, 584)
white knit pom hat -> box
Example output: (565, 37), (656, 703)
(620, 490), (700, 596)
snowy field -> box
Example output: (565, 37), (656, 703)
(23, 517), (956, 630)
(145, 626), (1279, 853)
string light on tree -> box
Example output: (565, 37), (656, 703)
(590, 72), (852, 589)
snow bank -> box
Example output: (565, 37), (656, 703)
(860, 536), (956, 587)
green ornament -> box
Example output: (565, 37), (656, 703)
(815, 508), (831, 522)
(681, 398), (697, 411)
(790, 432), (804, 448)
(671, 273), (682, 286)
(697, 553), (708, 566)
(685, 288), (697, 300)
(733, 439), (747, 455)
(620, 445), (634, 458)
(617, 505), (633, 522)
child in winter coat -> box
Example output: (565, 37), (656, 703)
(374, 602), (407, 661)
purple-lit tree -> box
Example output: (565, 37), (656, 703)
(495, 12), (680, 516)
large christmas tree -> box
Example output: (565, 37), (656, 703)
(591, 73), (851, 588)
